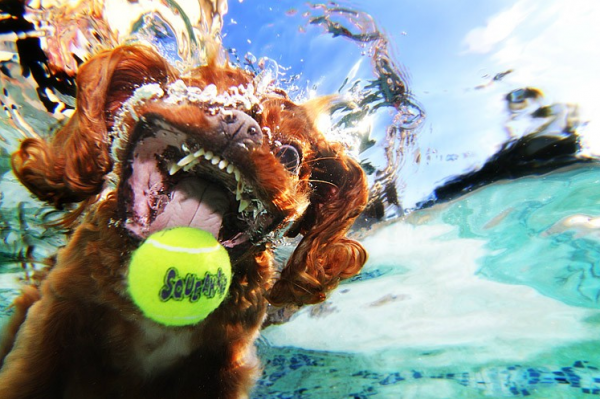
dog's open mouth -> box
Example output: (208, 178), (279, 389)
(117, 111), (277, 249)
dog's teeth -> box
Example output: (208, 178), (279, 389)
(235, 181), (243, 200)
(204, 151), (213, 161)
(177, 153), (196, 167)
(234, 169), (241, 182)
(238, 199), (250, 213)
(218, 159), (229, 170)
(211, 156), (220, 165)
(194, 148), (205, 157)
(169, 162), (183, 175)
(183, 158), (199, 172)
(226, 164), (234, 174)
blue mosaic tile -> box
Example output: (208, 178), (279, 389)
(253, 350), (600, 398)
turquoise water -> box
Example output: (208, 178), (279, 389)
(255, 164), (600, 398)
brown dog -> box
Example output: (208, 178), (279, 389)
(0, 44), (368, 398)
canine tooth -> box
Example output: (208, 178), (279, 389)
(226, 164), (234, 174)
(194, 148), (205, 157)
(177, 153), (196, 167)
(169, 162), (183, 175)
(238, 199), (250, 213)
(218, 159), (229, 169)
(204, 151), (213, 160)
(234, 169), (241, 182)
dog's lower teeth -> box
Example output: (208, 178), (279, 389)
(183, 159), (199, 172)
(238, 199), (250, 212)
(226, 164), (234, 174)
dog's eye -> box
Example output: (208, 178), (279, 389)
(275, 144), (301, 174)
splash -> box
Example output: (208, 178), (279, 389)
(295, 4), (426, 221)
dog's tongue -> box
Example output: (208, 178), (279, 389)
(150, 178), (228, 238)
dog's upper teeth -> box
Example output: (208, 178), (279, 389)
(169, 147), (243, 178)
(177, 153), (197, 167)
(169, 162), (183, 176)
(194, 148), (205, 157)
(167, 147), (260, 213)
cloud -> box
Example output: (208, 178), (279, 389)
(460, 0), (600, 155)
(462, 1), (533, 54)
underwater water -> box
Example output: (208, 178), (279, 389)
(257, 164), (600, 398)
(0, 0), (599, 398)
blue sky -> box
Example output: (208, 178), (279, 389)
(220, 0), (600, 207)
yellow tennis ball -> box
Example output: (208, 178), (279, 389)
(127, 227), (232, 326)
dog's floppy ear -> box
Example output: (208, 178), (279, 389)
(269, 145), (368, 306)
(11, 45), (174, 206)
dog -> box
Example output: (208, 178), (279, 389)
(0, 43), (368, 398)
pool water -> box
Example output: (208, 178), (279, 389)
(1, 1), (599, 398)
(1, 165), (599, 398)
(255, 164), (600, 398)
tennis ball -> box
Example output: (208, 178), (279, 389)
(127, 227), (232, 326)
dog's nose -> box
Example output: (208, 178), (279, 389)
(221, 110), (263, 150)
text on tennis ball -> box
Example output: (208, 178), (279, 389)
(159, 267), (229, 302)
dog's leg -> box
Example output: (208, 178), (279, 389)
(0, 285), (41, 367)
(0, 296), (65, 399)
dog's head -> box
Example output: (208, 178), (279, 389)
(11, 44), (368, 306)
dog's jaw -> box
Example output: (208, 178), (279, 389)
(108, 80), (309, 253)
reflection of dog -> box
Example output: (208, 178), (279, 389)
(0, 44), (368, 398)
